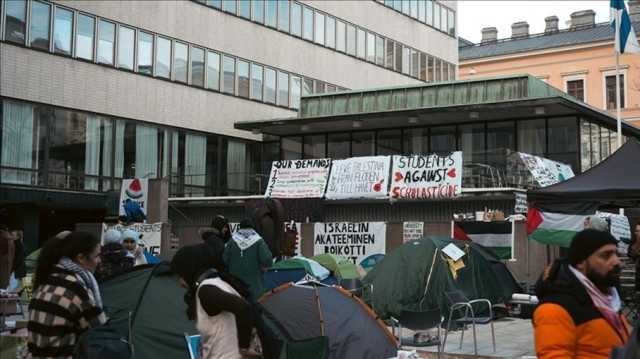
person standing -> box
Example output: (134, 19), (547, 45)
(223, 219), (273, 300)
(200, 215), (231, 271)
(95, 229), (134, 282)
(28, 231), (106, 358)
(534, 229), (631, 358)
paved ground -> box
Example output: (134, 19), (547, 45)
(394, 318), (536, 359)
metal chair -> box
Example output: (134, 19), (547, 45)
(442, 290), (496, 355)
(390, 308), (443, 357)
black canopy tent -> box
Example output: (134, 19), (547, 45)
(528, 139), (640, 210)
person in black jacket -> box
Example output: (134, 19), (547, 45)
(200, 215), (231, 271)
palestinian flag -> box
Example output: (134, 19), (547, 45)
(527, 207), (589, 247)
(454, 221), (512, 259)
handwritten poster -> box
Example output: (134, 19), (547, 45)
(518, 152), (574, 187)
(514, 192), (528, 214)
(102, 222), (162, 256)
(313, 222), (386, 266)
(596, 211), (631, 242)
(119, 178), (149, 216)
(390, 152), (463, 200)
(265, 159), (331, 198)
(403, 222), (424, 243)
(325, 156), (390, 200)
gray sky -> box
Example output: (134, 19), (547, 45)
(458, 1), (611, 43)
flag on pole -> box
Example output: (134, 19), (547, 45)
(611, 0), (640, 54)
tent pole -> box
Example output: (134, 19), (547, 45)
(419, 248), (439, 310)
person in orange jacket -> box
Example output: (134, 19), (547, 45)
(533, 229), (632, 358)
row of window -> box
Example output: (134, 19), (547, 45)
(194, 0), (457, 82)
(1, 0), (346, 110)
(565, 74), (626, 110)
(0, 99), (264, 197)
(375, 0), (456, 37)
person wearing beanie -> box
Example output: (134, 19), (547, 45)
(533, 229), (632, 358)
(122, 229), (147, 266)
(95, 229), (134, 282)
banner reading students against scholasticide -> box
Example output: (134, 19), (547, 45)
(390, 152), (462, 200)
(265, 159), (331, 198)
(325, 156), (390, 200)
(314, 222), (386, 266)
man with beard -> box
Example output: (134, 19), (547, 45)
(534, 229), (632, 358)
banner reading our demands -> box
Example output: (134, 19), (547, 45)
(390, 152), (463, 200)
(313, 222), (386, 266)
(265, 159), (331, 198)
(325, 156), (390, 200)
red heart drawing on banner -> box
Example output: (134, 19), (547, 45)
(394, 172), (403, 181)
(447, 168), (456, 178)
(373, 179), (384, 192)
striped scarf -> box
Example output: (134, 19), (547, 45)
(58, 257), (103, 309)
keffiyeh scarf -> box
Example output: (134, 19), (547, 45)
(58, 257), (103, 309)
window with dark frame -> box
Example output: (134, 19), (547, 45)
(605, 74), (625, 110)
(566, 79), (584, 102)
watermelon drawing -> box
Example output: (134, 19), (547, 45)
(125, 178), (144, 199)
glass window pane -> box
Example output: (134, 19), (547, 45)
(418, 0), (426, 22)
(328, 132), (350, 159)
(441, 5), (448, 32)
(486, 121), (515, 168)
(291, 76), (301, 109)
(97, 20), (115, 64)
(346, 24), (356, 55)
(366, 32), (375, 62)
(427, 56), (434, 81)
(237, 60), (249, 98)
(442, 62), (449, 81)
(315, 12), (325, 45)
(430, 126), (456, 154)
(356, 28), (366, 59)
(291, 2), (302, 36)
(238, 0), (250, 18)
(53, 7), (73, 55)
(394, 42), (402, 72)
(426, 0), (433, 26)
(352, 131), (375, 157)
(191, 47), (205, 87)
(282, 137), (302, 160)
(4, 0), (27, 44)
(208, 0), (222, 9)
(315, 81), (325, 94)
(590, 123), (601, 165)
(250, 64), (263, 100)
(435, 58), (441, 81)
(518, 119), (546, 155)
(402, 46), (410, 74)
(326, 16), (335, 48)
(76, 14), (95, 61)
(403, 128), (429, 155)
(223, 55), (236, 94)
(29, 1), (50, 50)
(419, 53), (427, 80)
(402, 0), (410, 14)
(266, 0), (277, 28)
(448, 9), (455, 36)
(174, 42), (188, 83)
(155, 37), (171, 79)
(277, 71), (289, 107)
(278, 0), (290, 32)
(386, 39), (394, 69)
(377, 130), (402, 155)
(411, 49), (419, 77)
(459, 124), (485, 165)
(223, 0), (236, 14)
(376, 36), (384, 66)
(410, 0), (418, 18)
(450, 63), (456, 80)
(548, 117), (578, 171)
(252, 0), (264, 23)
(207, 51), (221, 90)
(303, 135), (325, 159)
(264, 68), (277, 103)
(303, 78), (313, 95)
(336, 20), (346, 52)
(434, 3), (440, 30)
(137, 31), (153, 75)
(580, 120), (591, 171)
(117, 26), (135, 70)
(302, 6), (313, 40)
(605, 75), (625, 109)
(393, 0), (402, 11)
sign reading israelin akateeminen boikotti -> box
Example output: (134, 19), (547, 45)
(390, 152), (463, 200)
(325, 156), (391, 200)
(264, 159), (331, 199)
(313, 222), (386, 266)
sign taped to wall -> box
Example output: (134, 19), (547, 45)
(325, 156), (390, 200)
(313, 222), (386, 266)
(390, 152), (463, 200)
(265, 159), (331, 198)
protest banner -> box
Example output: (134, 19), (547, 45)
(102, 222), (162, 256)
(265, 159), (331, 198)
(390, 152), (463, 200)
(325, 156), (391, 200)
(119, 178), (149, 216)
(518, 152), (574, 187)
(596, 211), (631, 242)
(514, 192), (528, 214)
(403, 222), (424, 243)
(313, 222), (386, 266)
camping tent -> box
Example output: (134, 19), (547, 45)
(363, 236), (521, 320)
(264, 258), (337, 290)
(259, 283), (397, 359)
(310, 254), (363, 280)
(96, 264), (197, 359)
(528, 139), (640, 209)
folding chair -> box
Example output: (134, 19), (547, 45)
(442, 290), (495, 355)
(390, 308), (443, 357)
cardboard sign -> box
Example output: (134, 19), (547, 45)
(442, 243), (465, 261)
(518, 152), (574, 187)
(514, 192), (528, 214)
(313, 222), (386, 266)
(596, 211), (631, 242)
(325, 156), (390, 200)
(119, 178), (149, 216)
(403, 222), (424, 243)
(390, 152), (463, 200)
(265, 159), (331, 198)
(102, 222), (162, 256)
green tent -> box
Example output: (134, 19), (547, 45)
(363, 236), (521, 320)
(310, 254), (361, 280)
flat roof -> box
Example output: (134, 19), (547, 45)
(235, 74), (640, 137)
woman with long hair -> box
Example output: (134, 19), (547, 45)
(171, 243), (260, 359)
(28, 231), (107, 358)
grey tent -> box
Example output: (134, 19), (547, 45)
(259, 283), (397, 359)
